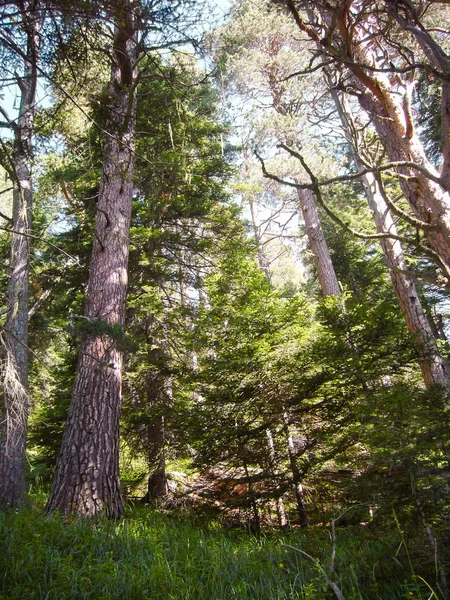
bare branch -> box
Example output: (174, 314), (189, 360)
(0, 226), (80, 264)
(277, 143), (445, 189)
(0, 209), (12, 222)
(256, 148), (450, 285)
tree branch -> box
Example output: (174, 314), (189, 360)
(255, 150), (450, 284)
(0, 226), (80, 264)
(277, 143), (445, 189)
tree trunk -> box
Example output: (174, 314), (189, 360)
(384, 0), (450, 194)
(332, 88), (450, 388)
(341, 5), (450, 275)
(282, 413), (308, 527)
(263, 64), (341, 297)
(0, 0), (40, 510)
(363, 170), (450, 388)
(357, 87), (450, 275)
(243, 460), (261, 535)
(296, 188), (341, 297)
(248, 194), (272, 282)
(146, 450), (169, 502)
(266, 428), (287, 527)
(46, 6), (138, 518)
(144, 355), (172, 503)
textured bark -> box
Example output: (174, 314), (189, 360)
(146, 451), (169, 502)
(332, 89), (450, 388)
(46, 5), (138, 518)
(384, 0), (450, 193)
(363, 171), (450, 387)
(344, 8), (450, 274)
(0, 0), (40, 510)
(283, 0), (450, 277)
(358, 88), (450, 273)
(296, 188), (341, 297)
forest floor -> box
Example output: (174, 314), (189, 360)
(0, 493), (445, 599)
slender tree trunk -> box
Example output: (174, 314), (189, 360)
(332, 88), (450, 388)
(46, 6), (138, 518)
(142, 338), (170, 502)
(296, 188), (341, 297)
(246, 192), (289, 525)
(248, 195), (272, 281)
(363, 170), (450, 387)
(266, 428), (287, 527)
(243, 460), (260, 535)
(0, 0), (40, 510)
(146, 416), (169, 502)
(263, 68), (341, 297)
(282, 413), (308, 527)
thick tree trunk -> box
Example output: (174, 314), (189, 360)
(332, 88), (450, 388)
(296, 188), (341, 297)
(384, 0), (450, 193)
(342, 7), (450, 275)
(46, 7), (138, 518)
(0, 0), (39, 510)
(357, 88), (450, 274)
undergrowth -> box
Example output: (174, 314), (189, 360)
(0, 503), (444, 600)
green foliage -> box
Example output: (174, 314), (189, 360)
(69, 316), (137, 353)
(28, 350), (77, 478)
(119, 59), (241, 480)
(29, 54), (238, 478)
(185, 202), (425, 524)
(415, 73), (443, 165)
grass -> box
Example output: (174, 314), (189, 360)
(0, 503), (444, 600)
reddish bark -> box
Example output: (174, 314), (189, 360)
(46, 3), (138, 518)
(332, 88), (450, 387)
(282, 0), (450, 279)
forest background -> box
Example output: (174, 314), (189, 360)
(0, 0), (450, 598)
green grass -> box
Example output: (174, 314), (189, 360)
(0, 506), (444, 600)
